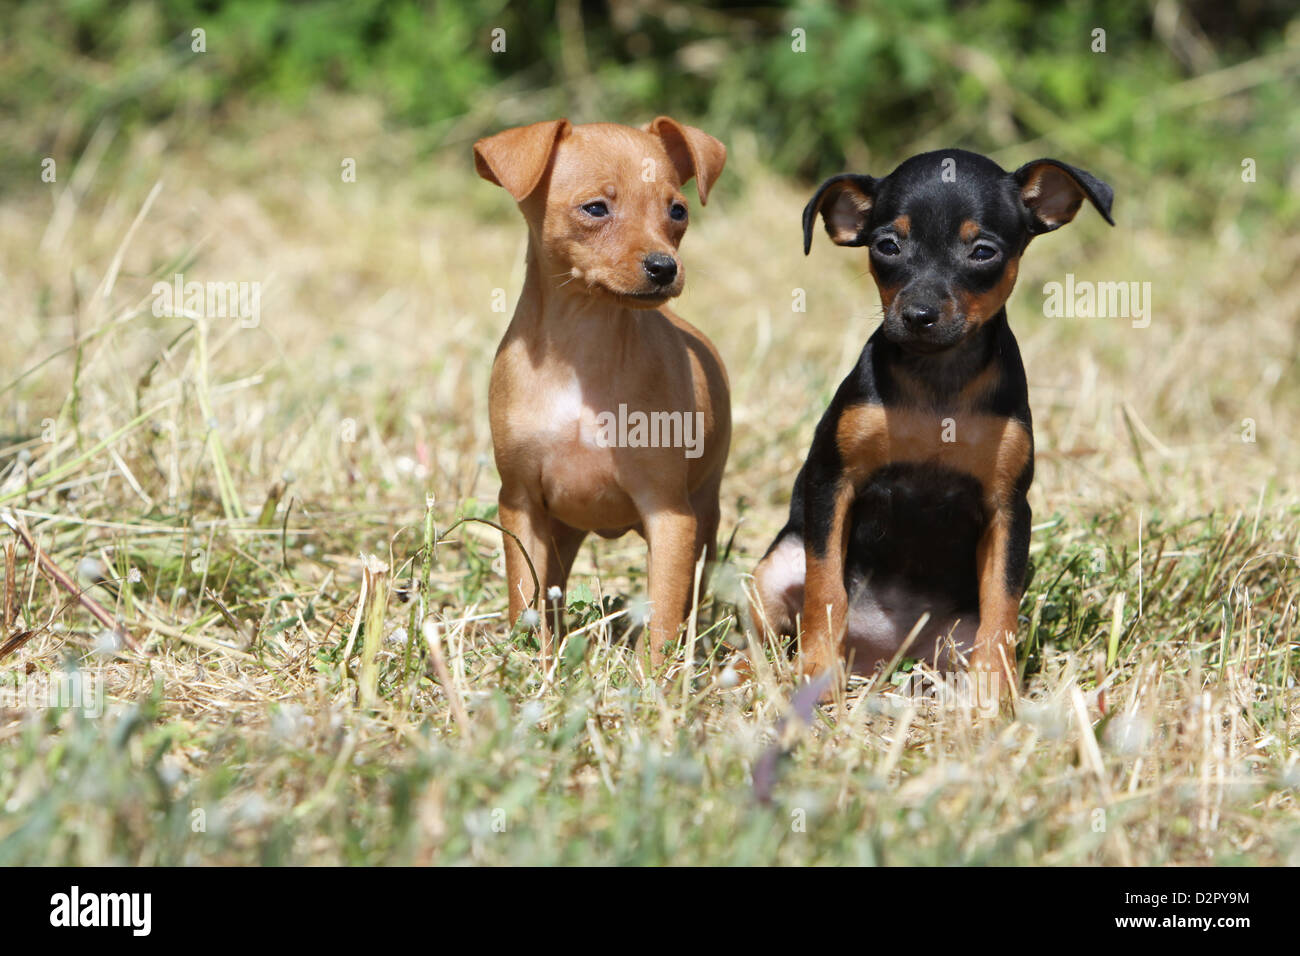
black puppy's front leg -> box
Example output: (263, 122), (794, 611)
(971, 443), (1034, 699)
(797, 401), (892, 682)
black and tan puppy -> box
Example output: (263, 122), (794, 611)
(752, 149), (1113, 699)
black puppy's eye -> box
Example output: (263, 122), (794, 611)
(875, 237), (901, 256)
(970, 243), (999, 262)
(669, 202), (688, 222)
(582, 201), (609, 218)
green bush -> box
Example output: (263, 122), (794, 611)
(2, 0), (1296, 224)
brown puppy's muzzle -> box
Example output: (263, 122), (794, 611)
(612, 251), (684, 305)
(642, 252), (679, 288)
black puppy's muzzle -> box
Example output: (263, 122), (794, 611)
(901, 303), (940, 331)
(885, 278), (967, 351)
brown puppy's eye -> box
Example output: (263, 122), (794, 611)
(669, 202), (688, 222)
(875, 237), (901, 256)
(970, 243), (999, 262)
(582, 201), (609, 218)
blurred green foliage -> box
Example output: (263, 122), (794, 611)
(2, 0), (1298, 223)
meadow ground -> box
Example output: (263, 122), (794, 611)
(1, 100), (1297, 864)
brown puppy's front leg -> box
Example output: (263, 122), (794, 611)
(498, 492), (554, 666)
(643, 506), (699, 670)
(541, 518), (587, 655)
(689, 474), (723, 598)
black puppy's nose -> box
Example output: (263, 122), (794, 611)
(902, 304), (940, 329)
(643, 252), (678, 286)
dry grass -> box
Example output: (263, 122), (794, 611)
(1, 99), (1297, 864)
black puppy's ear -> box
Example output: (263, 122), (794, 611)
(802, 174), (877, 254)
(1014, 159), (1115, 234)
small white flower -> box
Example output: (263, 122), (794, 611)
(1104, 711), (1152, 755)
(77, 557), (105, 581)
(519, 700), (545, 724)
(361, 553), (389, 574)
(790, 789), (822, 817)
(464, 809), (493, 839)
(1280, 762), (1300, 789)
(271, 704), (310, 742)
(232, 794), (268, 825)
(709, 562), (747, 606)
(1019, 697), (1069, 740)
(93, 629), (122, 656)
(520, 609), (540, 629)
(627, 598), (652, 626)
(127, 566), (142, 584)
(719, 665), (740, 689)
(547, 586), (562, 601)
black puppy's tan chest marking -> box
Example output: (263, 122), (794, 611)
(800, 402), (1030, 556)
(834, 404), (1031, 499)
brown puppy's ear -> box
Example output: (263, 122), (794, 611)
(802, 174), (877, 254)
(1014, 159), (1115, 235)
(645, 116), (727, 205)
(473, 119), (571, 202)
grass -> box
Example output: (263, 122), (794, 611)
(1, 96), (1298, 865)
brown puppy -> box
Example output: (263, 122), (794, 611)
(474, 118), (730, 671)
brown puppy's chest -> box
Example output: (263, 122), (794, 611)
(489, 318), (722, 532)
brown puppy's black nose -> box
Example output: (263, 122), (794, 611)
(902, 304), (940, 329)
(643, 253), (678, 286)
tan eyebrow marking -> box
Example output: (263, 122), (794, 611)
(960, 219), (981, 242)
(892, 215), (911, 237)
